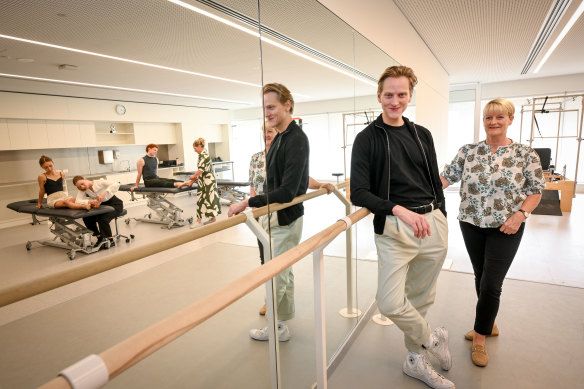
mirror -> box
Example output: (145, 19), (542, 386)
(0, 0), (400, 387)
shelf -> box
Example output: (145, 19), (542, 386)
(96, 132), (134, 135)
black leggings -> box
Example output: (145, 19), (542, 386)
(83, 196), (124, 239)
(459, 221), (525, 335)
(144, 177), (181, 188)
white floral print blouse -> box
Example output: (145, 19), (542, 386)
(249, 150), (266, 195)
(441, 140), (545, 228)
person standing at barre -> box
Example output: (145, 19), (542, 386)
(229, 83), (309, 342)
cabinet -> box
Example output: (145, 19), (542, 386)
(7, 119), (29, 149)
(0, 119), (96, 150)
(133, 123), (177, 145)
(28, 120), (49, 149)
(0, 118), (180, 149)
(46, 121), (67, 148)
(0, 120), (10, 150)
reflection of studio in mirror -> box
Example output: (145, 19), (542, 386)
(0, 0), (404, 388)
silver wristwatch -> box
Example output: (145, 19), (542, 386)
(519, 209), (530, 218)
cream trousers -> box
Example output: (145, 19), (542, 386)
(374, 209), (448, 352)
(261, 213), (303, 321)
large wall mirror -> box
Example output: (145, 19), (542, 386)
(0, 0), (398, 387)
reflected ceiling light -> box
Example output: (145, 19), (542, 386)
(0, 33), (260, 88)
(534, 0), (584, 73)
(167, 0), (377, 88)
(0, 73), (254, 105)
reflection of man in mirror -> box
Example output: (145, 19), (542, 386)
(228, 83), (309, 342)
(350, 66), (454, 389)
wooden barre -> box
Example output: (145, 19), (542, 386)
(38, 206), (369, 389)
(0, 181), (349, 308)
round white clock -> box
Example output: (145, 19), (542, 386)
(115, 104), (126, 115)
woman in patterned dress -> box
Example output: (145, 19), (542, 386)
(191, 137), (221, 225)
(440, 98), (545, 367)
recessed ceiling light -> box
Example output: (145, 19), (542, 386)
(16, 58), (34, 63)
(0, 33), (261, 88)
(0, 72), (254, 105)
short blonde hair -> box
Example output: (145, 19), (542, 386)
(483, 98), (515, 117)
(193, 137), (206, 147)
(378, 66), (418, 95)
(263, 83), (294, 114)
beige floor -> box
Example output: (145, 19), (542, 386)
(0, 190), (583, 388)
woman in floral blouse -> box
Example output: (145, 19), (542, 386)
(440, 98), (545, 367)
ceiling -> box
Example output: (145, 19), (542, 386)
(0, 0), (582, 111)
(393, 0), (584, 85)
(0, 0), (393, 110)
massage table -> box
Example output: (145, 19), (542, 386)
(7, 200), (117, 260)
(173, 171), (249, 204)
(119, 184), (196, 229)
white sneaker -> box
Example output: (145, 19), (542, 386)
(249, 324), (291, 342)
(403, 352), (455, 389)
(189, 222), (203, 229)
(426, 327), (452, 371)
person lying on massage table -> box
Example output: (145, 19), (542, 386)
(74, 176), (124, 249)
(131, 143), (191, 191)
(37, 155), (91, 210)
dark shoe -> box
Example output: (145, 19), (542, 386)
(465, 324), (499, 341)
(94, 237), (104, 248)
(471, 344), (488, 367)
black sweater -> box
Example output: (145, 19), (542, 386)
(350, 115), (446, 234)
(248, 120), (309, 226)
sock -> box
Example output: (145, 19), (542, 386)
(278, 320), (286, 328)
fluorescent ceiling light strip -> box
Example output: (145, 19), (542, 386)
(534, 0), (584, 73)
(167, 0), (377, 87)
(0, 33), (260, 88)
(0, 73), (253, 105)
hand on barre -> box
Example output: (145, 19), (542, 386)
(228, 199), (249, 217)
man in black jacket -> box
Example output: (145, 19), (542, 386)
(229, 83), (309, 342)
(350, 66), (454, 389)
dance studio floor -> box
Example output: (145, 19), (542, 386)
(0, 191), (583, 388)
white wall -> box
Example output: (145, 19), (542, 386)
(481, 73), (584, 99)
(318, 0), (450, 162)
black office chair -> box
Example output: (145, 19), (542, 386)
(113, 209), (134, 243)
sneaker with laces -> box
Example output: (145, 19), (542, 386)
(249, 324), (290, 342)
(426, 327), (452, 371)
(403, 352), (455, 389)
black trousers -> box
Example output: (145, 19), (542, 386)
(144, 177), (180, 188)
(459, 221), (525, 335)
(83, 196), (124, 239)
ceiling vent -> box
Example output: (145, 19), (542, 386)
(521, 0), (572, 74)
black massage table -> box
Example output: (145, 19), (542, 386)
(173, 171), (250, 204)
(7, 200), (117, 260)
(119, 184), (197, 229)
